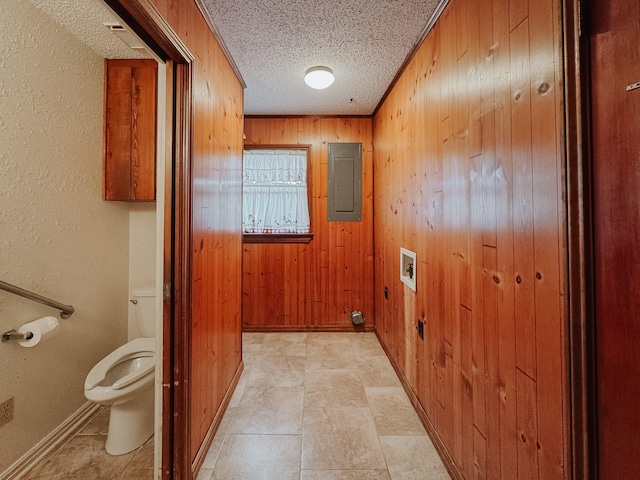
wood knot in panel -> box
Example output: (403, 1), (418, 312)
(538, 82), (550, 95)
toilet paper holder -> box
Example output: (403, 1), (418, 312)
(1, 329), (34, 343)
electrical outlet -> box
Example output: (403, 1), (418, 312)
(0, 397), (14, 427)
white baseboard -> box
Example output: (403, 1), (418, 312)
(0, 402), (101, 480)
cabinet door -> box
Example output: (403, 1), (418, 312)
(104, 59), (157, 201)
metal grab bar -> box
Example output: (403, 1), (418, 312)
(0, 280), (75, 318)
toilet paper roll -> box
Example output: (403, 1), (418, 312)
(17, 316), (60, 348)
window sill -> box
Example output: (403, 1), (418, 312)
(243, 233), (314, 244)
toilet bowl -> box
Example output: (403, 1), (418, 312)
(84, 288), (156, 455)
(84, 338), (155, 455)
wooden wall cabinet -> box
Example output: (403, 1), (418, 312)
(103, 59), (157, 201)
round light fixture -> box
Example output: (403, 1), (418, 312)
(304, 66), (334, 89)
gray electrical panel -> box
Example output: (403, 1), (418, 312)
(328, 142), (362, 221)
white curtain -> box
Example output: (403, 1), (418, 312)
(243, 149), (310, 234)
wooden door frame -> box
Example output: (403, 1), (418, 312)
(562, 0), (597, 479)
(102, 1), (194, 478)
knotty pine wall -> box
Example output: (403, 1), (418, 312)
(149, 0), (244, 465)
(243, 117), (374, 330)
(373, 0), (567, 478)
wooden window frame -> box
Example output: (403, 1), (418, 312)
(242, 144), (313, 244)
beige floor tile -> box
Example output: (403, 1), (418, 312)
(119, 467), (154, 479)
(306, 332), (354, 346)
(356, 355), (402, 387)
(302, 406), (386, 470)
(201, 407), (236, 469)
(196, 467), (213, 480)
(350, 333), (386, 356)
(247, 355), (306, 387)
(366, 387), (426, 436)
(229, 368), (251, 407)
(306, 341), (358, 371)
(127, 438), (154, 468)
(300, 470), (391, 480)
(380, 436), (451, 480)
(78, 407), (110, 436)
(259, 332), (308, 356)
(243, 332), (265, 344)
(229, 386), (304, 434)
(22, 435), (134, 480)
(211, 434), (301, 480)
(304, 369), (367, 407)
(31, 333), (450, 480)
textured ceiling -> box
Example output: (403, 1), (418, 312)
(202, 0), (443, 115)
(28, 0), (443, 115)
(27, 0), (152, 60)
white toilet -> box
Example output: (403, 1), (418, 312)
(84, 288), (156, 455)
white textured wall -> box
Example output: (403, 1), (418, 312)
(0, 0), (130, 469)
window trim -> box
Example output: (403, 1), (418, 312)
(242, 144), (312, 244)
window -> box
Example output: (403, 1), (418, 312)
(242, 146), (312, 243)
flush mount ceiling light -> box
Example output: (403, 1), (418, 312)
(304, 66), (335, 89)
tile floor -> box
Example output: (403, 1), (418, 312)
(20, 332), (450, 480)
(22, 407), (153, 480)
(197, 332), (451, 480)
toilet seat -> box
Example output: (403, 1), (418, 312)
(85, 337), (155, 391)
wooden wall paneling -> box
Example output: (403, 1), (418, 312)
(467, 0), (482, 159)
(425, 21), (444, 429)
(283, 244), (294, 323)
(510, 16), (537, 382)
(242, 245), (252, 324)
(415, 42), (431, 414)
(482, 245), (501, 479)
(455, 0), (469, 59)
(454, 3), (473, 466)
(243, 117), (373, 330)
(460, 306), (475, 478)
(146, 0), (244, 471)
(493, 0), (519, 478)
(372, 116), (384, 336)
(516, 368), (540, 480)
(372, 0), (567, 478)
(474, 425), (488, 479)
(479, 2), (497, 250)
(529, 0), (566, 477)
(509, 0), (529, 32)
(470, 151), (486, 442)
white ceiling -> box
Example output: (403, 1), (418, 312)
(201, 0), (444, 116)
(29, 0), (444, 116)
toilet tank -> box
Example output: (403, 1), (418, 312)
(132, 288), (156, 338)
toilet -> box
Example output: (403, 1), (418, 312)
(84, 288), (156, 455)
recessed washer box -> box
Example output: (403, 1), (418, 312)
(400, 248), (417, 292)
